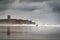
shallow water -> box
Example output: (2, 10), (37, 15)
(0, 32), (60, 40)
(0, 25), (60, 40)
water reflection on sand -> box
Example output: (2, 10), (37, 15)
(0, 32), (60, 40)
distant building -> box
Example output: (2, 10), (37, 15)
(0, 15), (35, 24)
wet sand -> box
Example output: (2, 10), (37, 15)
(0, 32), (60, 40)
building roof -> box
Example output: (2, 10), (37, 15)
(0, 15), (35, 24)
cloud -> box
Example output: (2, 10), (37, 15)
(21, 0), (58, 2)
(10, 2), (47, 11)
(22, 0), (44, 2)
(0, 0), (14, 11)
(0, 1), (60, 24)
(3, 2), (59, 24)
(0, 4), (8, 11)
(49, 2), (60, 13)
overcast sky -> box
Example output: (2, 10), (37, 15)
(0, 0), (60, 25)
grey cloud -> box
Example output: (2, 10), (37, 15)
(17, 5), (40, 11)
(0, 3), (39, 11)
(21, 0), (58, 2)
(0, 0), (60, 25)
(0, 0), (59, 11)
(48, 2), (60, 24)
(0, 0), (15, 3)
(0, 4), (8, 11)
(0, 0), (44, 11)
(22, 0), (44, 2)
(0, 0), (12, 11)
(49, 2), (60, 13)
(10, 2), (44, 11)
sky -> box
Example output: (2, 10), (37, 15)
(0, 0), (60, 25)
